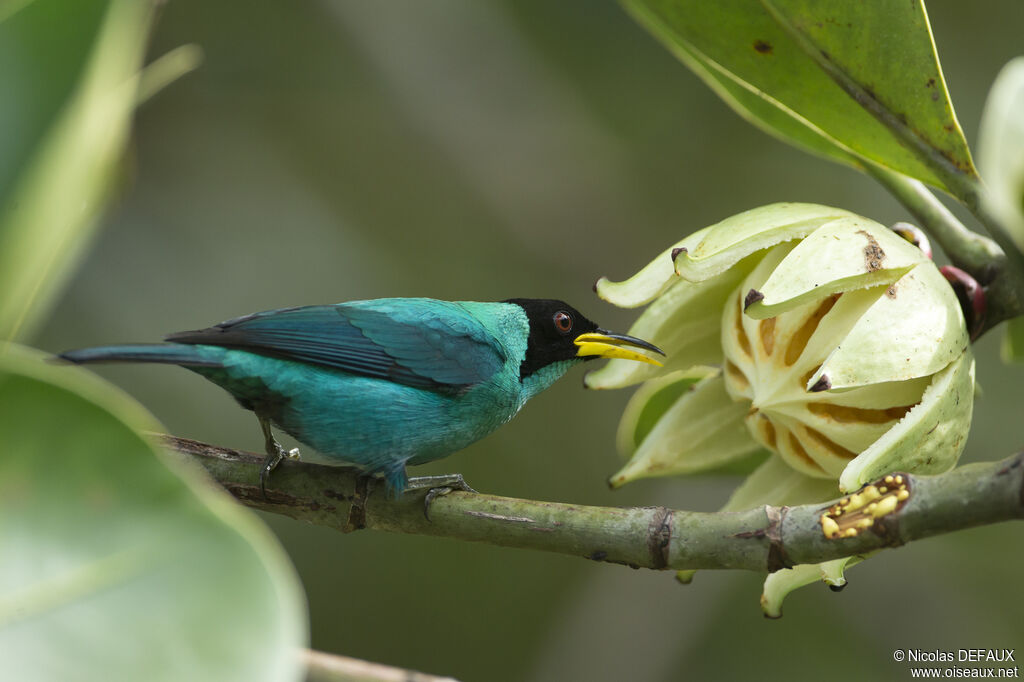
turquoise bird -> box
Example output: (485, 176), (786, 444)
(60, 298), (663, 497)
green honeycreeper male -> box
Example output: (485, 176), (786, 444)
(60, 298), (663, 497)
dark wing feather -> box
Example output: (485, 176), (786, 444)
(166, 299), (506, 391)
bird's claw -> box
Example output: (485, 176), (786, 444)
(258, 439), (301, 499)
(259, 451), (281, 499)
(422, 486), (453, 520)
(405, 473), (477, 521)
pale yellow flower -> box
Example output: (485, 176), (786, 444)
(588, 203), (975, 615)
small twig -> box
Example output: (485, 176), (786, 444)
(162, 435), (1024, 573)
(302, 648), (459, 682)
(866, 166), (1001, 271)
(866, 166), (1024, 335)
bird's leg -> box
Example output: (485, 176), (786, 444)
(257, 415), (300, 498)
(344, 475), (372, 533)
(405, 473), (478, 521)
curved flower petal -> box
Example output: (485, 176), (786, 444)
(721, 453), (838, 512)
(614, 367), (718, 458)
(609, 372), (765, 488)
(810, 263), (968, 391)
(675, 203), (856, 281)
(745, 217), (929, 319)
(839, 351), (975, 491)
(586, 258), (755, 390)
(594, 226), (712, 308)
(761, 556), (864, 618)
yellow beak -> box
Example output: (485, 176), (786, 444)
(574, 330), (665, 366)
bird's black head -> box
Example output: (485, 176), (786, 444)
(504, 298), (664, 379)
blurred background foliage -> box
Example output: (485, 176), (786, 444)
(31, 1), (1023, 680)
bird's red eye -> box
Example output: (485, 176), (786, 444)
(553, 311), (573, 334)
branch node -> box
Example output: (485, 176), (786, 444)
(646, 506), (673, 570)
(765, 505), (792, 572)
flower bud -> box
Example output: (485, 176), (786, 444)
(590, 203), (973, 493)
(589, 203), (975, 614)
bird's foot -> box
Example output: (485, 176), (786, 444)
(259, 443), (301, 499)
(405, 473), (477, 521)
(257, 414), (301, 499)
(344, 475), (371, 533)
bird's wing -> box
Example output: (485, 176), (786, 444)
(166, 299), (507, 391)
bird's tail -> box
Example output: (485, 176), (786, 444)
(58, 343), (220, 367)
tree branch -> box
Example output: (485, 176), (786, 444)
(864, 165), (1024, 334)
(162, 435), (1024, 573)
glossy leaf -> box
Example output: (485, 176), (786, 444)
(0, 0), (150, 341)
(0, 347), (307, 681)
(621, 0), (976, 191)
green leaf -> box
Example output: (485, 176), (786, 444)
(978, 57), (1024, 258)
(0, 0), (151, 341)
(1002, 316), (1024, 364)
(621, 0), (976, 193)
(0, 346), (307, 682)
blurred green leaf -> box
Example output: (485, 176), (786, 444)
(979, 57), (1024, 258)
(977, 58), (1024, 363)
(0, 346), (307, 682)
(1002, 316), (1024, 364)
(0, 0), (151, 341)
(621, 0), (976, 192)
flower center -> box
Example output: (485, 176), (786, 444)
(720, 245), (925, 479)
